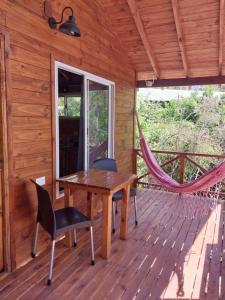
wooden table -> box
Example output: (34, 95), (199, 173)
(57, 169), (137, 259)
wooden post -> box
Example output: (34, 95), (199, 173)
(101, 194), (112, 259)
(120, 185), (130, 240)
(64, 184), (73, 247)
(87, 192), (94, 220)
(179, 154), (185, 184)
(133, 149), (137, 175)
(0, 30), (13, 271)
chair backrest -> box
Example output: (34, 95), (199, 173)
(92, 158), (117, 172)
(31, 180), (56, 240)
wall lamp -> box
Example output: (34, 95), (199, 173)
(46, 4), (81, 37)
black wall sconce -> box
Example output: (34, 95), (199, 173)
(44, 2), (81, 37)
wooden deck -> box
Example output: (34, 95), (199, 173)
(0, 189), (224, 300)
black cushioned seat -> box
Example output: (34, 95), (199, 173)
(55, 207), (91, 232)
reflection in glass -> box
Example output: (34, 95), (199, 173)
(88, 80), (109, 167)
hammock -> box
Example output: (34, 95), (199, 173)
(135, 111), (225, 194)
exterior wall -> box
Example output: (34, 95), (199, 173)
(0, 0), (135, 269)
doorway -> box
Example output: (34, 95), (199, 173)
(55, 61), (115, 197)
(58, 69), (84, 177)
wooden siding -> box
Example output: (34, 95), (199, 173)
(0, 36), (3, 271)
(0, 0), (135, 269)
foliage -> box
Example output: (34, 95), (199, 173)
(58, 96), (81, 117)
(136, 86), (225, 182)
(89, 89), (108, 149)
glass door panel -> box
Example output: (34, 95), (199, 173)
(88, 80), (109, 167)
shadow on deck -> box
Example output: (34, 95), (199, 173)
(0, 189), (224, 300)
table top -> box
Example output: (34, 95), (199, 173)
(57, 169), (137, 194)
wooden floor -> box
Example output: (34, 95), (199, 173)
(0, 189), (225, 300)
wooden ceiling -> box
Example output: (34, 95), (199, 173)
(99, 0), (225, 81)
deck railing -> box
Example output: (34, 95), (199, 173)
(133, 149), (225, 198)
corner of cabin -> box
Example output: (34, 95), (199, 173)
(0, 0), (136, 269)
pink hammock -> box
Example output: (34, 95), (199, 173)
(135, 112), (225, 193)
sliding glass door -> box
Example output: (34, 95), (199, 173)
(87, 80), (111, 167)
(55, 62), (115, 196)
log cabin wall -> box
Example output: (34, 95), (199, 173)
(0, 0), (135, 269)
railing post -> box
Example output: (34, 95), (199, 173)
(179, 154), (185, 184)
(133, 149), (139, 188)
(133, 149), (137, 175)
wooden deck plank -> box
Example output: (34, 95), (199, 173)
(23, 189), (151, 300)
(120, 195), (186, 299)
(50, 190), (174, 299)
(93, 194), (180, 300)
(177, 200), (219, 299)
(68, 194), (162, 299)
(162, 201), (210, 299)
(205, 203), (223, 300)
(0, 189), (223, 300)
(139, 209), (201, 299)
(15, 223), (104, 300)
(197, 203), (221, 300)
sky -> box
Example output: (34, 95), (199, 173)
(137, 88), (224, 101)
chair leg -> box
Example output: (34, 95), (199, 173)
(31, 222), (39, 258)
(112, 202), (116, 234)
(73, 229), (77, 247)
(134, 196), (138, 226)
(115, 201), (118, 214)
(90, 226), (95, 265)
(47, 240), (56, 286)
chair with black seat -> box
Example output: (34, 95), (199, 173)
(30, 179), (95, 285)
(92, 158), (138, 233)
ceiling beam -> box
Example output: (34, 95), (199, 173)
(126, 0), (159, 78)
(137, 75), (225, 88)
(171, 0), (188, 77)
(219, 0), (225, 75)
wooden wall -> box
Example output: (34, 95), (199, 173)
(0, 168), (3, 271)
(0, 37), (3, 271)
(0, 0), (135, 269)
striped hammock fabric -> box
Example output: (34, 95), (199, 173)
(135, 112), (225, 193)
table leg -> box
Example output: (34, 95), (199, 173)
(120, 184), (130, 240)
(101, 194), (112, 259)
(64, 185), (73, 247)
(87, 192), (94, 220)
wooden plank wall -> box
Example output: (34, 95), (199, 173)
(0, 34), (5, 272)
(0, 168), (3, 272)
(0, 40), (3, 271)
(0, 0), (135, 269)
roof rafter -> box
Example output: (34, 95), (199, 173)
(171, 0), (189, 77)
(126, 0), (159, 78)
(219, 0), (225, 75)
(137, 75), (225, 88)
